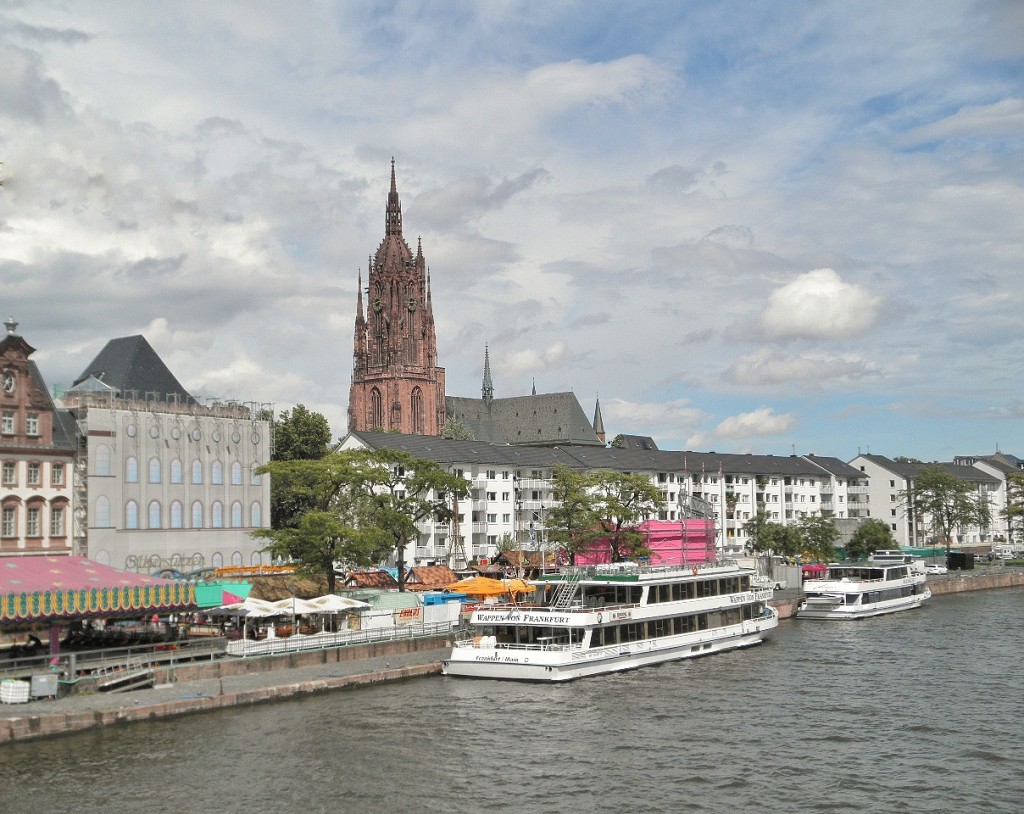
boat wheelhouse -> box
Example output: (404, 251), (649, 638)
(442, 560), (777, 682)
(797, 553), (930, 621)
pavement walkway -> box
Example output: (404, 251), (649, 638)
(0, 645), (450, 743)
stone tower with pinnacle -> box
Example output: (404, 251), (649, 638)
(348, 160), (445, 435)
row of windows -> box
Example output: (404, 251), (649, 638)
(1, 505), (65, 538)
(1, 412), (41, 435)
(93, 497), (262, 530)
(1, 460), (65, 488)
(120, 456), (260, 486)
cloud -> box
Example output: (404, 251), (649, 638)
(605, 398), (708, 442)
(714, 408), (797, 440)
(724, 348), (878, 387)
(903, 98), (1024, 145)
(758, 268), (882, 340)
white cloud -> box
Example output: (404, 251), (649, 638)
(714, 408), (796, 439)
(758, 269), (882, 341)
(724, 348), (879, 388)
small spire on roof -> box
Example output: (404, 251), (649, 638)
(4, 315), (16, 336)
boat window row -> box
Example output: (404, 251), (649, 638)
(861, 584), (926, 604)
(645, 575), (752, 604)
(830, 566), (909, 581)
(590, 604), (761, 647)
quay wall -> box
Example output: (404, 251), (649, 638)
(0, 635), (449, 745)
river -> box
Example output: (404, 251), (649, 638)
(2, 587), (1022, 814)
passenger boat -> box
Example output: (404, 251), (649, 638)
(442, 560), (777, 682)
(797, 551), (930, 620)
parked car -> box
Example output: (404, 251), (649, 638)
(925, 563), (948, 575)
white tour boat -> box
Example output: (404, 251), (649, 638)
(797, 551), (930, 621)
(442, 560), (778, 682)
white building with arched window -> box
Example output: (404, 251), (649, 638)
(61, 335), (271, 574)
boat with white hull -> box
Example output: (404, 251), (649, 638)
(797, 552), (930, 621)
(443, 560), (778, 682)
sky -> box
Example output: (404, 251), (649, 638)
(1, 1), (1022, 463)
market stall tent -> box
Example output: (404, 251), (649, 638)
(0, 556), (196, 626)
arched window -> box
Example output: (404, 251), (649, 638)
(212, 501), (223, 528)
(212, 461), (223, 485)
(250, 502), (262, 527)
(94, 496), (110, 527)
(231, 501), (242, 527)
(170, 459), (183, 484)
(191, 501), (203, 528)
(148, 500), (161, 529)
(191, 460), (203, 484)
(125, 456), (138, 483)
(370, 387), (383, 429)
(250, 550), (262, 566)
(411, 387), (424, 434)
(170, 501), (183, 529)
(95, 444), (111, 477)
(211, 552), (223, 569)
(148, 457), (161, 483)
(125, 500), (139, 529)
(231, 461), (242, 485)
(231, 551), (243, 566)
(251, 470), (261, 486)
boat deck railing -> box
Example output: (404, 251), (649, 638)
(550, 559), (739, 580)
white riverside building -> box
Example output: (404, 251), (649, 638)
(58, 335), (272, 574)
(849, 453), (1007, 548)
(340, 431), (870, 568)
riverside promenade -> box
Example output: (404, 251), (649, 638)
(1, 635), (452, 744)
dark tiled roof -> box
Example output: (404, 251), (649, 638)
(857, 454), (1000, 484)
(27, 361), (76, 451)
(71, 335), (196, 406)
(803, 454), (865, 479)
(446, 391), (602, 446)
(347, 432), (851, 479)
(612, 434), (659, 451)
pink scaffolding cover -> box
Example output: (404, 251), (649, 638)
(574, 519), (716, 565)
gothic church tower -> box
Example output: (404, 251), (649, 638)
(348, 161), (445, 435)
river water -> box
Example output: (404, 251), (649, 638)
(3, 588), (1022, 814)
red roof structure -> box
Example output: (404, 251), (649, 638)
(0, 556), (195, 624)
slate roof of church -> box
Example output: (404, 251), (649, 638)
(445, 391), (602, 446)
(70, 335), (196, 405)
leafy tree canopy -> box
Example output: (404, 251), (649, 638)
(590, 470), (662, 562)
(798, 514), (840, 562)
(269, 405), (334, 529)
(546, 466), (602, 565)
(253, 453), (389, 592)
(899, 465), (991, 552)
(845, 518), (895, 561)
(440, 416), (475, 441)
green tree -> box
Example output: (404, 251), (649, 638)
(252, 454), (389, 593)
(546, 466), (602, 565)
(798, 514), (840, 562)
(590, 470), (662, 562)
(742, 510), (773, 553)
(357, 449), (469, 591)
(899, 465), (992, 553)
(440, 416), (475, 441)
(845, 518), (895, 561)
(747, 521), (803, 558)
(269, 405), (333, 529)
(1002, 472), (1024, 547)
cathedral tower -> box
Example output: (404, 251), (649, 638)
(348, 161), (446, 435)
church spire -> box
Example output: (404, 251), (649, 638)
(482, 344), (494, 403)
(385, 156), (402, 236)
(593, 394), (606, 443)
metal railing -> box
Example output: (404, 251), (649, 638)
(224, 621), (456, 658)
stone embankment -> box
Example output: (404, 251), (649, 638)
(1, 635), (450, 745)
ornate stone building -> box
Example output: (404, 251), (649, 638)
(348, 161), (445, 435)
(0, 317), (76, 556)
